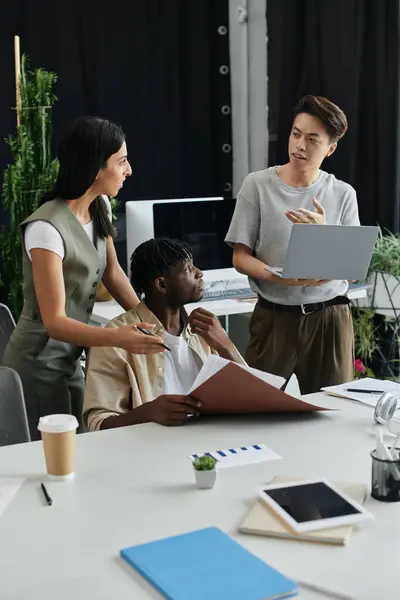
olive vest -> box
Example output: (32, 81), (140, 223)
(8, 198), (107, 363)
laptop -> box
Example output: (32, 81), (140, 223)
(265, 224), (379, 281)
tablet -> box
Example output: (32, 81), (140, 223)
(258, 479), (373, 533)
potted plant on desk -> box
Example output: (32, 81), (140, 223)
(193, 455), (217, 489)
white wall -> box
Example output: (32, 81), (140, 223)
(229, 0), (268, 196)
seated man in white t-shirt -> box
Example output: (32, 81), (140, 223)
(83, 238), (244, 431)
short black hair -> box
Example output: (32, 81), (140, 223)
(293, 95), (348, 142)
(130, 238), (193, 298)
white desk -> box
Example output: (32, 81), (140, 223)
(0, 393), (398, 599)
(92, 297), (259, 326)
(92, 285), (368, 326)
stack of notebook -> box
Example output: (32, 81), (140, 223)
(238, 476), (368, 546)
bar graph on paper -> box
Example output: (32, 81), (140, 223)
(188, 444), (281, 468)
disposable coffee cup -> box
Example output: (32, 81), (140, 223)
(38, 414), (78, 480)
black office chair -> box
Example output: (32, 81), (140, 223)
(0, 366), (30, 446)
(0, 303), (16, 364)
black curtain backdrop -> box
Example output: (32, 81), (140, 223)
(0, 0), (231, 204)
(0, 0), (231, 293)
(269, 0), (400, 232)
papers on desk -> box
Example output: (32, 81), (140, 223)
(0, 478), (24, 519)
(189, 443), (282, 468)
(322, 378), (400, 407)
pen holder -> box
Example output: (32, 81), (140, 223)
(371, 448), (400, 502)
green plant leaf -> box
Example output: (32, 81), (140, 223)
(1, 55), (58, 317)
(352, 308), (378, 361)
(369, 229), (400, 277)
(193, 455), (217, 471)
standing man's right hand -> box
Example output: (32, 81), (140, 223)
(285, 197), (326, 225)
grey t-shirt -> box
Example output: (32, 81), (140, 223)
(225, 166), (360, 305)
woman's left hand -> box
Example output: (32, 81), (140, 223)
(285, 197), (326, 225)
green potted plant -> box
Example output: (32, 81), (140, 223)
(353, 359), (375, 379)
(368, 230), (400, 315)
(352, 307), (377, 368)
(0, 54), (58, 317)
(352, 229), (400, 379)
(193, 455), (217, 489)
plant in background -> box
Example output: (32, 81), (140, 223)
(0, 55), (58, 317)
(95, 194), (120, 302)
(352, 307), (378, 362)
(353, 358), (375, 379)
(368, 229), (400, 277)
(108, 196), (120, 221)
(193, 455), (217, 471)
(356, 228), (400, 379)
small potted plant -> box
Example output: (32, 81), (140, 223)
(193, 455), (217, 489)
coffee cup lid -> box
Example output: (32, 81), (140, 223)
(37, 414), (79, 434)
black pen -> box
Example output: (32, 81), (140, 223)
(136, 326), (171, 352)
(40, 482), (53, 506)
(346, 388), (385, 394)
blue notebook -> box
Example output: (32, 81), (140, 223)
(120, 526), (298, 600)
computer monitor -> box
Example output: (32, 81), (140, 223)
(125, 197), (247, 285)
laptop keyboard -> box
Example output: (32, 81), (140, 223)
(201, 287), (256, 301)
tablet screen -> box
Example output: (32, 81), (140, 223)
(262, 481), (361, 524)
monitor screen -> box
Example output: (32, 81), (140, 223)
(153, 199), (236, 271)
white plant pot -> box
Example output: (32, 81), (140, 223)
(194, 469), (216, 489)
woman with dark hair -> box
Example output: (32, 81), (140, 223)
(3, 116), (164, 440)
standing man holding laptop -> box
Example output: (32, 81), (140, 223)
(225, 95), (360, 394)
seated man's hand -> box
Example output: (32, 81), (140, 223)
(188, 307), (232, 354)
(148, 395), (201, 426)
(285, 197), (326, 225)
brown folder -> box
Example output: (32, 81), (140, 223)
(190, 362), (331, 414)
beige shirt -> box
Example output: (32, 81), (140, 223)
(83, 302), (219, 431)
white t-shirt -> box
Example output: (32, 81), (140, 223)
(24, 196), (112, 261)
(162, 331), (203, 395)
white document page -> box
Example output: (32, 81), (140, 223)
(322, 377), (400, 408)
(0, 478), (24, 519)
(187, 355), (286, 395)
(189, 443), (282, 468)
